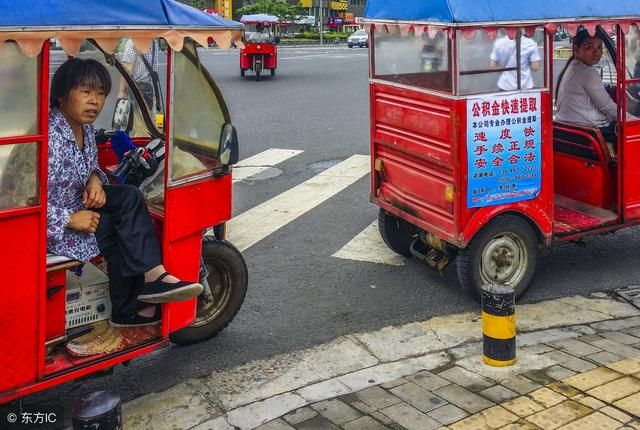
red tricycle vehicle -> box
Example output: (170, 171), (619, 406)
(365, 1), (640, 300)
(240, 14), (279, 81)
(0, 0), (248, 404)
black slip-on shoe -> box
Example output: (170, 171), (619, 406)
(109, 306), (161, 328)
(137, 272), (203, 304)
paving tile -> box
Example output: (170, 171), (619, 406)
(546, 382), (580, 398)
(606, 356), (640, 375)
(406, 371), (451, 391)
(562, 367), (623, 391)
(296, 414), (341, 430)
(284, 407), (318, 425)
(570, 394), (605, 410)
(528, 387), (567, 408)
(599, 405), (632, 424)
(590, 317), (640, 332)
(449, 406), (517, 429)
(497, 420), (541, 429)
(589, 339), (640, 359)
(501, 396), (544, 417)
(601, 331), (640, 345)
(434, 384), (495, 414)
(256, 419), (296, 430)
(479, 385), (520, 403)
(545, 366), (577, 381)
(521, 344), (556, 355)
(613, 392), (640, 416)
(586, 376), (640, 403)
(355, 386), (403, 410)
(381, 378), (408, 390)
(525, 400), (592, 430)
(555, 411), (620, 430)
(349, 401), (376, 414)
(501, 376), (542, 395)
(621, 327), (640, 338)
(390, 382), (447, 413)
(311, 400), (362, 426)
(343, 416), (390, 430)
(370, 411), (395, 426)
(522, 370), (556, 386)
(379, 402), (441, 430)
(548, 339), (602, 357)
(427, 404), (469, 426)
(437, 366), (495, 392)
(576, 334), (605, 344)
(586, 351), (622, 366)
(540, 351), (597, 373)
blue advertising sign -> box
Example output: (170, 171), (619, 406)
(466, 93), (541, 208)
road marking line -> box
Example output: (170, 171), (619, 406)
(333, 220), (405, 266)
(233, 148), (303, 183)
(227, 154), (369, 252)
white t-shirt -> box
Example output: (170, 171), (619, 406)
(490, 36), (541, 91)
(556, 60), (617, 127)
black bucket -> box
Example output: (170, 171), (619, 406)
(71, 391), (122, 430)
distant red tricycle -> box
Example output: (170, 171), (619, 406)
(240, 14), (280, 81)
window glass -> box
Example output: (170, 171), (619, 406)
(457, 28), (545, 95)
(625, 25), (640, 120)
(0, 142), (39, 210)
(170, 40), (226, 183)
(373, 29), (451, 92)
(0, 43), (38, 138)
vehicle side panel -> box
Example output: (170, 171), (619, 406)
(622, 122), (640, 220)
(370, 82), (458, 242)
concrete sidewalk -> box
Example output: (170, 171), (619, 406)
(123, 292), (640, 430)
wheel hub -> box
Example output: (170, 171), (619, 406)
(480, 234), (527, 285)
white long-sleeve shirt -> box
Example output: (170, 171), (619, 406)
(556, 60), (617, 127)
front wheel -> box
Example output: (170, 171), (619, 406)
(456, 215), (540, 302)
(170, 237), (248, 345)
(255, 62), (262, 81)
(378, 209), (417, 257)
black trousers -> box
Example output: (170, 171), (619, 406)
(95, 185), (162, 319)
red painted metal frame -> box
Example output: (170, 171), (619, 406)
(240, 43), (277, 70)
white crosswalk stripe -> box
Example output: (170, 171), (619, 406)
(333, 220), (405, 266)
(227, 154), (369, 252)
(233, 148), (302, 183)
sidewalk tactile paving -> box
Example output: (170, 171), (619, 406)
(479, 385), (520, 403)
(434, 384), (495, 414)
(528, 387), (568, 408)
(586, 375), (640, 403)
(606, 357), (640, 375)
(562, 367), (623, 391)
(502, 396), (544, 417)
(599, 405), (633, 424)
(379, 402), (441, 430)
(448, 406), (518, 429)
(570, 394), (606, 410)
(427, 404), (469, 425)
(613, 392), (640, 416)
(311, 399), (362, 425)
(524, 400), (593, 429)
(390, 382), (447, 413)
(554, 411), (620, 430)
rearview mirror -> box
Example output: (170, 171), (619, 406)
(218, 123), (239, 166)
(112, 98), (134, 133)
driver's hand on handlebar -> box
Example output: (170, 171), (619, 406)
(83, 175), (106, 209)
(68, 210), (101, 234)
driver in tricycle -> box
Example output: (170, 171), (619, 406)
(48, 58), (203, 330)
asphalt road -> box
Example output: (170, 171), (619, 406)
(7, 44), (640, 420)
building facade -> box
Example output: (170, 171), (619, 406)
(299, 0), (366, 28)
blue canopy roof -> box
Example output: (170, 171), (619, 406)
(0, 0), (242, 29)
(365, 0), (640, 24)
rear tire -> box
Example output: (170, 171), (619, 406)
(456, 214), (540, 302)
(255, 63), (262, 81)
(378, 209), (417, 257)
(270, 68), (275, 76)
(170, 237), (248, 345)
(240, 68), (245, 77)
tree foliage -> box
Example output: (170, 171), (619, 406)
(237, 0), (302, 23)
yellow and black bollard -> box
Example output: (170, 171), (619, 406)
(481, 283), (516, 367)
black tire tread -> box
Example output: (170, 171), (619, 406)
(170, 237), (248, 345)
(378, 209), (417, 257)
